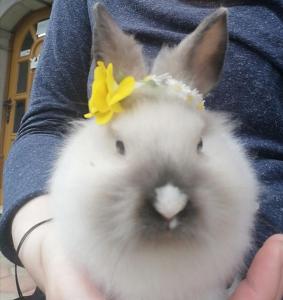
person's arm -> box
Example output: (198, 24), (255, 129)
(11, 196), (50, 291)
(0, 0), (92, 263)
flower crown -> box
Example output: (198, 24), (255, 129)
(84, 61), (205, 125)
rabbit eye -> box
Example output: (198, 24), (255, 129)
(197, 138), (203, 152)
(116, 140), (125, 155)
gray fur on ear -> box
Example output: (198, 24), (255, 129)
(152, 8), (228, 95)
(93, 3), (147, 80)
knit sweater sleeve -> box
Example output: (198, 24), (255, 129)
(0, 0), (92, 263)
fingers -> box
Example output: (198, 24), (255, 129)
(45, 260), (105, 300)
(41, 228), (106, 300)
(230, 234), (283, 300)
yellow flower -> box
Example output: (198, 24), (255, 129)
(84, 61), (135, 124)
(197, 100), (205, 111)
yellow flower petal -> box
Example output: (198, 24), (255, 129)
(111, 103), (123, 113)
(89, 103), (98, 114)
(84, 112), (94, 119)
(88, 62), (108, 112)
(106, 63), (118, 94)
(85, 61), (135, 124)
(96, 61), (106, 77)
(95, 111), (114, 125)
(109, 76), (135, 105)
(92, 81), (108, 112)
(93, 63), (110, 111)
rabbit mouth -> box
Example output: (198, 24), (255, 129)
(136, 187), (200, 243)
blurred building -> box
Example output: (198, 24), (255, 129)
(0, 0), (52, 206)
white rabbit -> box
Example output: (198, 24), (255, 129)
(49, 4), (259, 300)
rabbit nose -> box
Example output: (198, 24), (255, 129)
(154, 184), (188, 220)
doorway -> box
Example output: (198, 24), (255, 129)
(0, 8), (51, 205)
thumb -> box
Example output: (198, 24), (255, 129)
(230, 234), (283, 300)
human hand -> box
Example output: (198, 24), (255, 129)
(13, 197), (283, 300)
(39, 225), (105, 299)
(30, 232), (283, 300)
(230, 234), (283, 300)
(42, 232), (282, 300)
(12, 195), (105, 300)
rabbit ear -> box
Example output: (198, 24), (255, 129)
(93, 3), (146, 80)
(152, 8), (228, 95)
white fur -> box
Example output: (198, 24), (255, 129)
(50, 96), (259, 300)
(155, 184), (188, 219)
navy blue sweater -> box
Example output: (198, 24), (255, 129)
(1, 0), (282, 266)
